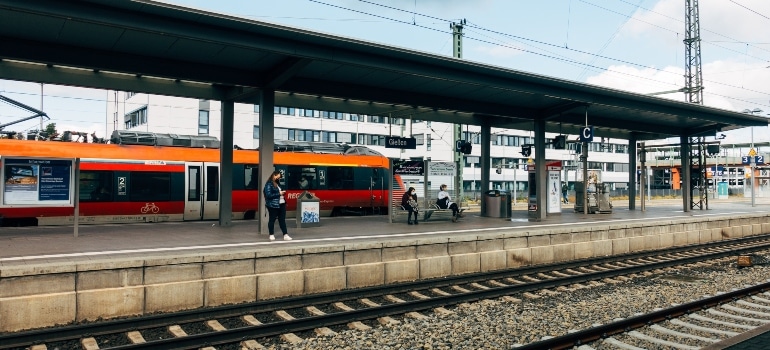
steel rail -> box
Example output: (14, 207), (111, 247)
(515, 281), (770, 350)
(1, 235), (768, 349)
(89, 238), (770, 349)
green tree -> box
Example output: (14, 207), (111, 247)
(44, 123), (58, 139)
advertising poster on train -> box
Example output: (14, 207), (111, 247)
(2, 158), (72, 205)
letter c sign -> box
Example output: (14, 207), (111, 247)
(579, 126), (593, 143)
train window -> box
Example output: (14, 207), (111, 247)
(206, 166), (218, 201)
(188, 166), (200, 201)
(244, 165), (258, 189)
(80, 171), (113, 202)
(130, 172), (171, 202)
(327, 167), (354, 190)
(287, 166), (317, 190)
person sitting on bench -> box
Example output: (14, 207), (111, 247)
(436, 184), (462, 222)
(401, 187), (419, 225)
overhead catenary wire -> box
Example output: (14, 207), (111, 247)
(307, 0), (770, 107)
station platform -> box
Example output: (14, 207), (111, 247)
(1, 198), (769, 267)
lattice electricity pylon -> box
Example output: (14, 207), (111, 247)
(690, 137), (708, 210)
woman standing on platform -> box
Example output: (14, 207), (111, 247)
(263, 170), (292, 241)
(437, 184), (462, 222)
(401, 187), (419, 225)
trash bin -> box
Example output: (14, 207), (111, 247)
(485, 190), (511, 218)
(296, 191), (320, 228)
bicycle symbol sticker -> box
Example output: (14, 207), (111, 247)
(140, 202), (160, 214)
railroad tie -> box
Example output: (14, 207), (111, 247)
(81, 338), (99, 350)
(434, 307), (454, 316)
(469, 282), (489, 290)
(206, 320), (226, 331)
(127, 331), (146, 343)
(384, 294), (406, 303)
(550, 271), (573, 277)
(405, 312), (429, 320)
(451, 285), (471, 293)
(274, 311), (305, 344)
(357, 298), (399, 325)
(305, 306), (337, 336)
(520, 275), (541, 282)
(239, 316), (270, 348)
(409, 291), (431, 299)
(500, 296), (521, 303)
(430, 288), (452, 296)
(168, 325), (188, 337)
(333, 302), (371, 330)
(242, 315), (263, 326)
(240, 339), (266, 350)
(504, 277), (526, 284)
(487, 280), (508, 287)
(30, 346), (47, 350)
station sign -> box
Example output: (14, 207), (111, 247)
(742, 156), (765, 165)
(526, 160), (562, 172)
(579, 126), (593, 143)
(385, 136), (416, 149)
(428, 162), (456, 176)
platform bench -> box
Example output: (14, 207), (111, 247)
(422, 200), (468, 221)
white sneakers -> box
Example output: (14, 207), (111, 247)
(269, 234), (292, 241)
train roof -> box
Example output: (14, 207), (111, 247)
(0, 137), (389, 168)
(110, 130), (382, 156)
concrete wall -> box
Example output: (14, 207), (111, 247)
(1, 213), (768, 332)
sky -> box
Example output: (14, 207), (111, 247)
(1, 0), (769, 144)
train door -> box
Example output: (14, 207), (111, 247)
(184, 162), (220, 220)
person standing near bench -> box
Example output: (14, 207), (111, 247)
(401, 187), (419, 225)
(437, 184), (462, 222)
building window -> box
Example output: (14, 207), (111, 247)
(253, 126), (259, 139)
(299, 109), (316, 118)
(254, 104), (259, 113)
(124, 106), (148, 129)
(198, 110), (209, 135)
(348, 114), (363, 122)
(275, 128), (289, 140)
(427, 134), (432, 151)
(322, 111), (344, 120)
(274, 106), (295, 116)
(126, 92), (136, 99)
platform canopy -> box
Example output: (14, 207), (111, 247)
(0, 0), (766, 141)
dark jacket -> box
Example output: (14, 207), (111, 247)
(263, 182), (282, 208)
(401, 191), (414, 207)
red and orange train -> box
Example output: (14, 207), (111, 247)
(0, 133), (392, 226)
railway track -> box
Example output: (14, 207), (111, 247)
(517, 280), (770, 350)
(3, 235), (770, 350)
